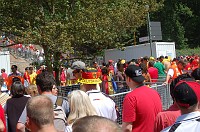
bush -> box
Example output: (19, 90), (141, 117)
(176, 47), (200, 56)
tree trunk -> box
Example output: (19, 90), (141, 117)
(42, 45), (53, 73)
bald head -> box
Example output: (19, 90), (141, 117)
(27, 95), (54, 127)
(72, 116), (121, 132)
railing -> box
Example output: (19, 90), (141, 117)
(109, 83), (172, 124)
(57, 80), (173, 124)
(57, 84), (81, 97)
(8, 47), (44, 63)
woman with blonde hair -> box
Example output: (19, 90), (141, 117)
(65, 90), (97, 132)
(26, 85), (38, 97)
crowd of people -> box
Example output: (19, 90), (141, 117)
(53, 54), (200, 95)
(0, 54), (200, 131)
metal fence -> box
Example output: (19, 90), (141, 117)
(57, 81), (173, 125)
(109, 84), (173, 124)
(57, 84), (81, 97)
(110, 91), (130, 124)
(8, 47), (44, 63)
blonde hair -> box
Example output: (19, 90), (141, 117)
(67, 90), (97, 124)
(26, 85), (38, 97)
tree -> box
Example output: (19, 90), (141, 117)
(152, 0), (199, 49)
(0, 0), (73, 84)
(70, 0), (164, 56)
(182, 0), (200, 48)
(0, 0), (163, 84)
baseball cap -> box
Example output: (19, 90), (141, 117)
(125, 65), (145, 83)
(170, 74), (195, 98)
(71, 61), (86, 70)
(173, 81), (200, 108)
(149, 56), (155, 61)
(120, 59), (126, 65)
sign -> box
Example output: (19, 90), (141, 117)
(139, 36), (149, 43)
(150, 22), (162, 41)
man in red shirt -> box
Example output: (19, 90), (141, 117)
(23, 67), (30, 83)
(122, 65), (162, 132)
(148, 61), (158, 83)
(154, 74), (194, 132)
(93, 61), (101, 73)
(0, 69), (7, 80)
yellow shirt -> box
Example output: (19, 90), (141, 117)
(29, 72), (37, 85)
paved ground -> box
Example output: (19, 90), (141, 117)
(10, 54), (30, 73)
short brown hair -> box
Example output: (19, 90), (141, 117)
(178, 60), (186, 67)
(27, 95), (54, 127)
(72, 116), (121, 132)
(36, 71), (56, 92)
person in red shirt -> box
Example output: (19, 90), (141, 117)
(122, 65), (162, 132)
(23, 67), (30, 83)
(148, 61), (158, 83)
(60, 67), (66, 86)
(108, 60), (114, 75)
(0, 104), (6, 132)
(93, 61), (101, 73)
(154, 74), (193, 132)
(191, 58), (199, 70)
(154, 104), (180, 132)
(101, 67), (109, 94)
(0, 69), (7, 80)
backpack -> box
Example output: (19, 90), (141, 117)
(54, 97), (67, 132)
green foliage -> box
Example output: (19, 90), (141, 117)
(69, 0), (163, 57)
(0, 0), (163, 58)
(176, 47), (200, 56)
(152, 0), (200, 49)
(0, 0), (163, 85)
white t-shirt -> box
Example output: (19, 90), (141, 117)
(86, 90), (117, 121)
(167, 68), (174, 77)
(162, 111), (200, 132)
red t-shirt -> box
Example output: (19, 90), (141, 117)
(122, 86), (162, 132)
(185, 63), (191, 70)
(102, 75), (109, 94)
(60, 70), (66, 82)
(1, 72), (7, 80)
(148, 67), (158, 82)
(0, 105), (6, 132)
(154, 104), (181, 132)
(108, 65), (114, 72)
(23, 72), (30, 83)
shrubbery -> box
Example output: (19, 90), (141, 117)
(176, 47), (200, 57)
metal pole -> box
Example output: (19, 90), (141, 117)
(134, 32), (136, 46)
(147, 12), (153, 56)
